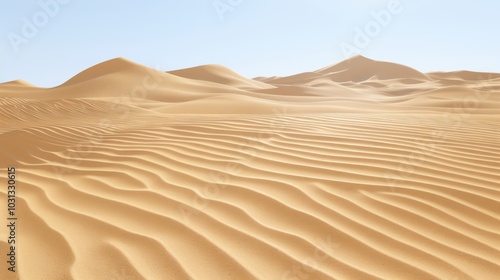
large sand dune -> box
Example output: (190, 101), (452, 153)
(0, 56), (499, 280)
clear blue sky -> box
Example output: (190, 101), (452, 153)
(1, 0), (499, 87)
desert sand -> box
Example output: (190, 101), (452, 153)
(0, 55), (499, 279)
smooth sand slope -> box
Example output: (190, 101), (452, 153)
(0, 56), (499, 280)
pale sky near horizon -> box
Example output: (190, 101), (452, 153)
(1, 0), (499, 87)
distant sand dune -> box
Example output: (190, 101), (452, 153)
(169, 64), (274, 90)
(0, 56), (499, 280)
(315, 55), (430, 82)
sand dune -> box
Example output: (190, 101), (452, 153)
(427, 71), (500, 81)
(266, 56), (430, 85)
(315, 55), (431, 82)
(0, 80), (35, 87)
(1, 56), (499, 280)
(169, 64), (274, 90)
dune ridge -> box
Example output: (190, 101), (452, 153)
(0, 56), (499, 280)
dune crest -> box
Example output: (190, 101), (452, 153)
(315, 55), (430, 82)
(61, 58), (146, 86)
(0, 80), (34, 87)
(169, 64), (274, 90)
